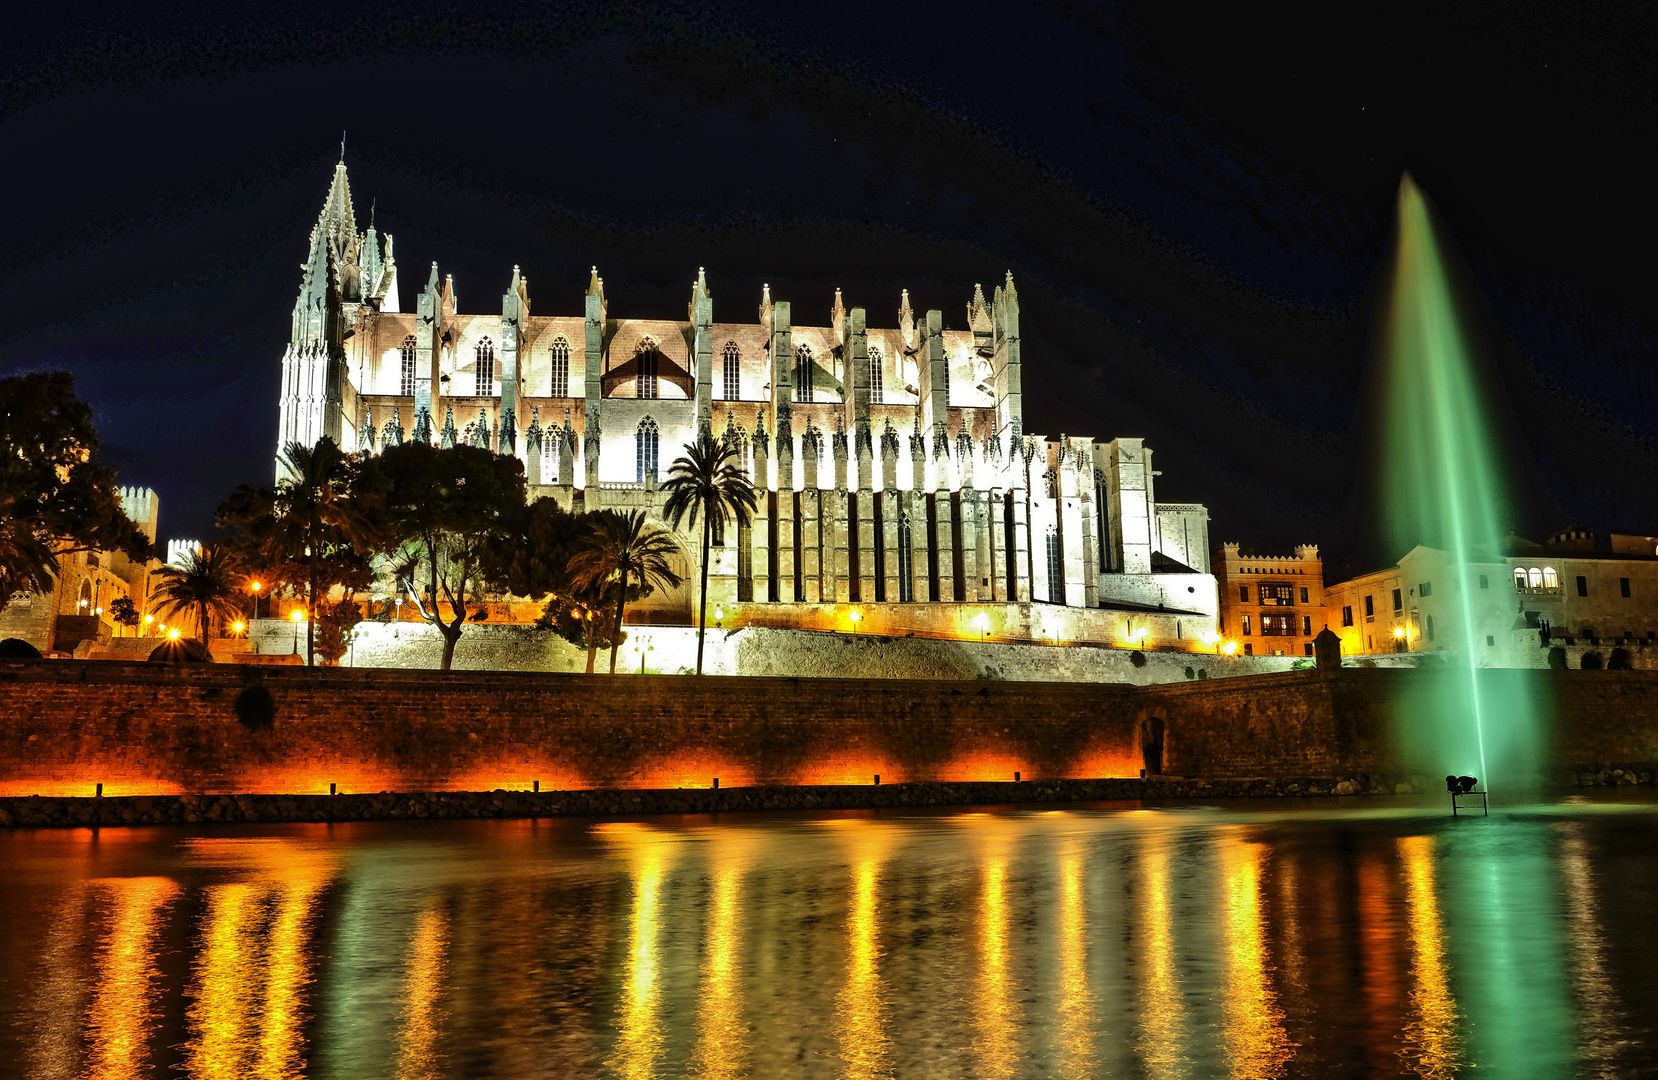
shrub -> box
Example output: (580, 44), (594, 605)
(1196, 668), (1209, 680)
(1183, 666), (1195, 680)
(1130, 650), (1148, 668)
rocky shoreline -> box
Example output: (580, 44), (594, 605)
(3, 767), (1652, 828)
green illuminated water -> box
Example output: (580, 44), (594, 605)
(1381, 176), (1541, 789)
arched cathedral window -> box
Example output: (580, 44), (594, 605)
(637, 339), (660, 400)
(897, 514), (913, 602)
(636, 417), (660, 483)
(722, 342), (740, 401)
(549, 336), (570, 397)
(400, 336), (416, 397)
(1046, 525), (1062, 603)
(868, 346), (884, 404)
(475, 337), (496, 396)
(795, 345), (815, 402)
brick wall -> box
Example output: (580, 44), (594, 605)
(1, 661), (1654, 799)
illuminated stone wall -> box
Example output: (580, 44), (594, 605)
(2, 661), (1652, 802)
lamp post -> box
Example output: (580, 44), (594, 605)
(714, 605), (724, 630)
(971, 611), (990, 642)
(248, 580), (262, 623)
(849, 609), (861, 635)
(291, 608), (305, 656)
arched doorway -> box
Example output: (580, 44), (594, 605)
(1141, 716), (1165, 776)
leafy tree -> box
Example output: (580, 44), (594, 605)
(366, 442), (525, 670)
(0, 371), (153, 617)
(151, 544), (246, 639)
(660, 434), (757, 674)
(109, 595), (140, 636)
(315, 598), (363, 666)
(533, 578), (633, 673)
(258, 438), (382, 665)
(568, 509), (683, 674)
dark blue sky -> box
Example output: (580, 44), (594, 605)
(3, 1), (1654, 576)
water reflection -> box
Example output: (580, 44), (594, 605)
(1134, 828), (1187, 1079)
(85, 876), (178, 1079)
(2, 805), (1657, 1080)
(834, 825), (892, 1080)
(690, 834), (754, 1080)
(393, 903), (451, 1080)
(1398, 834), (1464, 1079)
(1055, 841), (1097, 1080)
(603, 824), (674, 1080)
(1218, 836), (1292, 1078)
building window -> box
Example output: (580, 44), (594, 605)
(897, 517), (913, 602)
(1260, 614), (1293, 636)
(636, 417), (659, 482)
(1419, 581), (1433, 597)
(1426, 614), (1436, 642)
(1543, 566), (1558, 589)
(1241, 614), (1252, 636)
(550, 336), (570, 397)
(1577, 575), (1588, 597)
(1342, 605), (1353, 627)
(400, 336), (416, 396)
(868, 346), (884, 403)
(474, 337), (496, 396)
(1392, 588), (1403, 612)
(1514, 566), (1528, 589)
(1239, 585), (1248, 603)
(1302, 615), (1312, 635)
(722, 342), (740, 401)
(1487, 635), (1495, 646)
(1243, 643), (1253, 656)
(1479, 574), (1489, 589)
(1258, 583), (1294, 606)
(1621, 577), (1631, 598)
(1299, 586), (1309, 604)
(942, 355), (950, 398)
(1045, 526), (1062, 603)
(794, 345), (814, 402)
(1364, 595), (1374, 618)
(637, 340), (660, 400)
(1304, 643), (1315, 656)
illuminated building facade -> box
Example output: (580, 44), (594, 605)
(1212, 543), (1325, 657)
(276, 163), (1219, 646)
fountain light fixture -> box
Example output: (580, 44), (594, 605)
(1445, 774), (1478, 795)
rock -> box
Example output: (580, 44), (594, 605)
(1333, 780), (1359, 796)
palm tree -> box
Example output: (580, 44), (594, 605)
(268, 438), (378, 665)
(660, 433), (757, 674)
(568, 509), (683, 674)
(152, 544), (246, 641)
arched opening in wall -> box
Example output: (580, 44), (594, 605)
(722, 342), (740, 400)
(1045, 525), (1062, 604)
(549, 336), (571, 397)
(636, 417), (659, 483)
(795, 345), (814, 402)
(474, 337), (496, 396)
(637, 340), (660, 399)
(868, 346), (885, 404)
(400, 336), (416, 396)
(897, 515), (914, 602)
(1141, 717), (1165, 776)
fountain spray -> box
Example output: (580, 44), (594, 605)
(1379, 175), (1539, 792)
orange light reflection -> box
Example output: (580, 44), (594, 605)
(1219, 836), (1293, 1078)
(1398, 835), (1464, 1079)
(690, 836), (753, 1080)
(1056, 842), (1098, 1079)
(1135, 834), (1186, 1079)
(604, 825), (673, 1079)
(85, 877), (178, 1079)
(834, 827), (893, 1079)
(393, 904), (451, 1080)
(972, 845), (1021, 1079)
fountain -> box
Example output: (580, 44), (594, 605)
(1378, 175), (1543, 791)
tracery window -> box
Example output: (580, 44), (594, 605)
(636, 417), (659, 483)
(474, 337), (496, 396)
(549, 336), (570, 397)
(794, 345), (814, 402)
(637, 339), (659, 399)
(400, 336), (416, 396)
(897, 516), (914, 602)
(1045, 525), (1062, 603)
(868, 346), (884, 403)
(722, 342), (740, 401)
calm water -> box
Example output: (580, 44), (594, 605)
(2, 798), (1656, 1079)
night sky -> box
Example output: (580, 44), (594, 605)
(3, 1), (1654, 578)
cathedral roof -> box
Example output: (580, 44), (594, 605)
(316, 162), (358, 255)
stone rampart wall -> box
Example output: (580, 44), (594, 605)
(2, 662), (1655, 808)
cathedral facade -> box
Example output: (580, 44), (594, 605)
(277, 163), (1219, 648)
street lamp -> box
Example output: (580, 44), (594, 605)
(849, 609), (861, 634)
(248, 580), (262, 622)
(971, 611), (990, 642)
(1221, 640), (1239, 656)
(291, 608), (305, 655)
(167, 628), (181, 641)
(714, 604), (724, 629)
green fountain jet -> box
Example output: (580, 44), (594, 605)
(1379, 175), (1542, 793)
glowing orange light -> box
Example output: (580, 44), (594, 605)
(291, 610), (305, 623)
(1221, 640), (1239, 655)
(167, 629), (181, 641)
